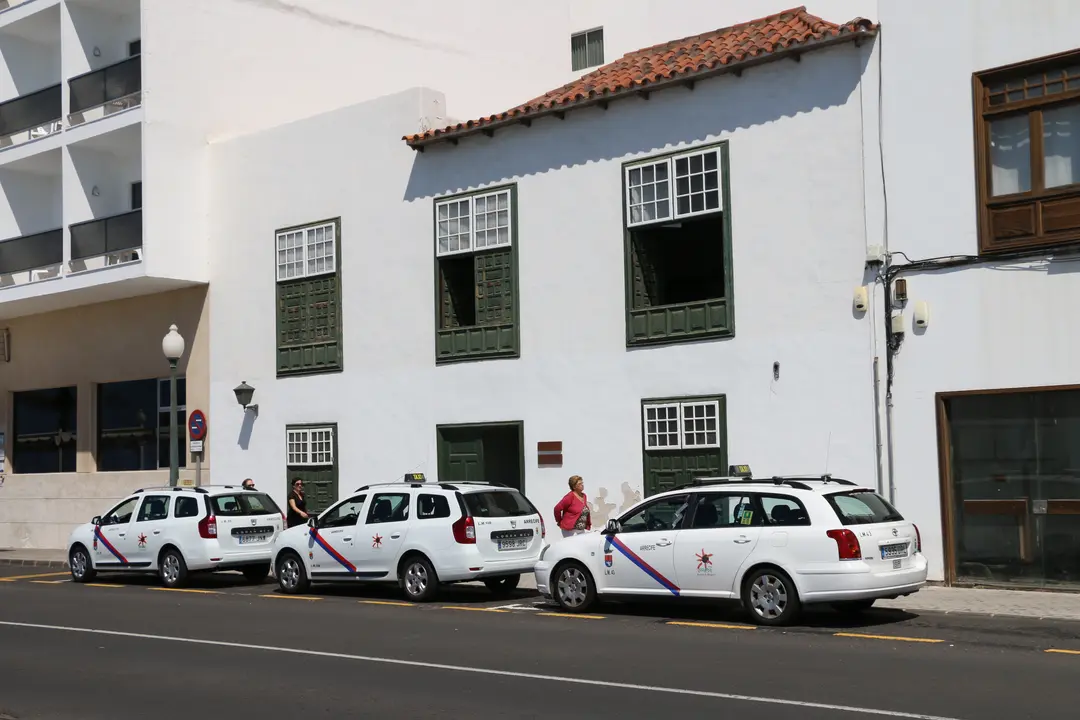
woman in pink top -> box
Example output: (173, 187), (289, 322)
(553, 475), (591, 538)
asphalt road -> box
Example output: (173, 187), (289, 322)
(1, 566), (1079, 719)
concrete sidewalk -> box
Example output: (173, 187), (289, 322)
(5, 547), (1080, 622)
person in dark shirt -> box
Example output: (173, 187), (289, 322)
(242, 478), (256, 491)
(287, 477), (309, 528)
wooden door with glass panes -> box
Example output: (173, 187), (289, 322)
(641, 397), (727, 497)
(285, 425), (338, 515)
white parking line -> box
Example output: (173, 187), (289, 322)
(0, 620), (962, 720)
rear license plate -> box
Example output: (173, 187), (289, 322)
(497, 538), (529, 551)
(238, 534), (269, 545)
(880, 542), (908, 560)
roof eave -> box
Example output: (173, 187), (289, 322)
(405, 26), (877, 152)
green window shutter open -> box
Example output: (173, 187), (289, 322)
(475, 249), (513, 325)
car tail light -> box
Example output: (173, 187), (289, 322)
(280, 513), (286, 526)
(540, 515), (546, 539)
(452, 515), (476, 544)
(913, 524), (922, 553)
(198, 514), (218, 539)
(826, 529), (862, 560)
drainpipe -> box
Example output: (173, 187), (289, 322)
(872, 356), (885, 497)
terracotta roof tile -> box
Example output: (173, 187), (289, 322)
(405, 6), (876, 149)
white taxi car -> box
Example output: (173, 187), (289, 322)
(534, 468), (927, 626)
(271, 475), (545, 602)
(67, 485), (285, 589)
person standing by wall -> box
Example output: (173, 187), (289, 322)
(242, 478), (256, 491)
(553, 475), (591, 538)
(286, 477), (309, 528)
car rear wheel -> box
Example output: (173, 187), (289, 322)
(832, 599), (876, 614)
(69, 545), (96, 584)
(553, 562), (596, 613)
(400, 555), (439, 603)
(743, 567), (800, 626)
(242, 563), (271, 584)
(483, 574), (520, 596)
(276, 553), (310, 594)
(158, 548), (189, 589)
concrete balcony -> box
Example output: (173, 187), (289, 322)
(68, 207), (139, 273)
(0, 225), (60, 284)
(0, 82), (60, 147)
(67, 54), (140, 127)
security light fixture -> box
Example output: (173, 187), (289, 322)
(234, 381), (258, 414)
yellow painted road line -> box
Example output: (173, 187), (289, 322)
(834, 632), (944, 644)
(0, 571), (71, 582)
(30, 580), (69, 585)
(148, 588), (222, 595)
(259, 594), (321, 601)
(359, 600), (415, 607)
(441, 606), (509, 613)
(85, 583), (124, 588)
(1046, 649), (1080, 655)
(537, 612), (606, 620)
(666, 621), (756, 630)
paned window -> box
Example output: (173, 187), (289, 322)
(643, 400), (721, 450)
(275, 218), (343, 376)
(276, 221), (336, 281)
(286, 427), (335, 466)
(571, 28), (604, 72)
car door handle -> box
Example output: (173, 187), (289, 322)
(153, 530), (161, 535)
(391, 533), (401, 539)
(118, 533), (126, 537)
(343, 537), (353, 543)
(655, 539), (671, 547)
(734, 537), (752, 544)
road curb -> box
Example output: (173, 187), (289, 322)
(0, 558), (69, 569)
(884, 605), (1080, 624)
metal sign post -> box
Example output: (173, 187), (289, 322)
(188, 410), (207, 487)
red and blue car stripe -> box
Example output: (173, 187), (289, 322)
(605, 535), (681, 596)
(309, 529), (357, 573)
(94, 526), (128, 564)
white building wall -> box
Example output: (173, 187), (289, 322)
(210, 43), (879, 527)
(880, 0), (1080, 581)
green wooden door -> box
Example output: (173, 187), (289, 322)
(643, 448), (726, 497)
(287, 466), (337, 515)
(438, 428), (485, 483)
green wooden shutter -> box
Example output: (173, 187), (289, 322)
(277, 275), (342, 375)
(475, 249), (513, 325)
(630, 236), (656, 309)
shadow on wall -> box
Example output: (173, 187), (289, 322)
(402, 44), (871, 201)
(589, 482), (642, 525)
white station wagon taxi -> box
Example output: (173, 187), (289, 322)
(534, 466), (927, 626)
(271, 474), (545, 602)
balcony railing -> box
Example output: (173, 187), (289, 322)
(0, 84), (61, 140)
(0, 228), (62, 276)
(70, 209), (141, 261)
(68, 55), (141, 118)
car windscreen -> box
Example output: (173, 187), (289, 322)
(212, 493), (282, 517)
(826, 491), (904, 525)
(463, 490), (536, 518)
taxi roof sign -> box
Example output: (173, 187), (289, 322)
(405, 472), (427, 482)
(728, 464), (752, 478)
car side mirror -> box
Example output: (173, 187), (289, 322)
(91, 516), (101, 526)
(603, 519), (620, 535)
(307, 516), (318, 530)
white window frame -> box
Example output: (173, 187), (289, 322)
(642, 399), (722, 450)
(286, 426), (335, 466)
(624, 147), (723, 228)
(571, 26), (604, 71)
(276, 221), (337, 281)
(435, 188), (513, 257)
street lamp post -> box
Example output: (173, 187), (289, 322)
(161, 324), (186, 487)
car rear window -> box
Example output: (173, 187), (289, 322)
(463, 490), (536, 518)
(212, 493), (282, 516)
(826, 491), (904, 525)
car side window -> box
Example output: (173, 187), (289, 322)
(366, 493), (410, 524)
(174, 496), (200, 519)
(759, 494), (811, 526)
(619, 494), (691, 534)
(320, 495), (367, 529)
(102, 497), (139, 525)
(417, 494), (451, 519)
(689, 494), (759, 529)
(136, 495), (171, 522)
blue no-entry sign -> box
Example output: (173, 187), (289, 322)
(188, 409), (207, 441)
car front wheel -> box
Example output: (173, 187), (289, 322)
(276, 553), (310, 594)
(553, 562), (596, 613)
(743, 567), (801, 626)
(69, 545), (96, 584)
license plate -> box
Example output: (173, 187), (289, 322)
(497, 539), (528, 551)
(238, 534), (269, 545)
(880, 542), (908, 560)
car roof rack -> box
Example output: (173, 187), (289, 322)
(134, 486), (208, 494)
(687, 477), (819, 491)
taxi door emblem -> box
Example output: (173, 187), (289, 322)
(251, 518), (257, 525)
(510, 520), (517, 528)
